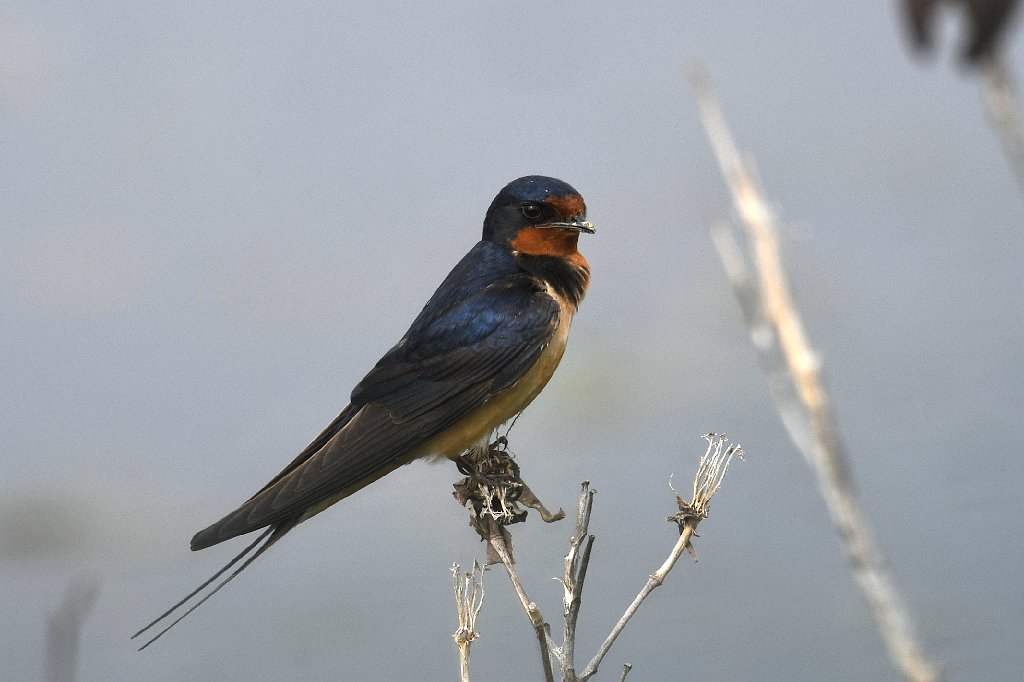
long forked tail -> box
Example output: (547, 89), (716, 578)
(132, 519), (297, 650)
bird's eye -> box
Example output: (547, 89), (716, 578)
(521, 203), (543, 220)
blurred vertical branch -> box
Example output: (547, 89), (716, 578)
(686, 64), (940, 682)
(980, 57), (1024, 194)
(45, 579), (99, 682)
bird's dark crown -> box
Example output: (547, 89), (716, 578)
(482, 175), (587, 245)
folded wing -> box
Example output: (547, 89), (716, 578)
(191, 270), (559, 549)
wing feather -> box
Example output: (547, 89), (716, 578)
(192, 261), (559, 549)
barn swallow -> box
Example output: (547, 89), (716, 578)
(133, 175), (594, 648)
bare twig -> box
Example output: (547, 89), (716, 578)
(578, 434), (742, 682)
(980, 57), (1024, 194)
(452, 439), (566, 679)
(456, 435), (741, 681)
(688, 64), (940, 682)
(558, 482), (596, 681)
(485, 520), (560, 682)
(616, 663), (633, 682)
(452, 561), (485, 682)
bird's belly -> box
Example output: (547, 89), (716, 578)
(417, 300), (574, 461)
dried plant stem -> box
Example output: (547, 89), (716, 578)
(616, 663), (633, 682)
(559, 482), (596, 681)
(981, 57), (1024, 195)
(488, 480), (703, 682)
(579, 435), (740, 682)
(578, 521), (696, 682)
(458, 641), (471, 682)
(466, 436), (740, 681)
(688, 64), (939, 682)
(452, 562), (485, 682)
(486, 521), (559, 682)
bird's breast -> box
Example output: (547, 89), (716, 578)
(418, 289), (575, 461)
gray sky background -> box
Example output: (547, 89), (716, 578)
(2, 2), (1022, 680)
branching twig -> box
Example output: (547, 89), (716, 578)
(558, 481), (596, 681)
(578, 434), (742, 682)
(452, 440), (564, 679)
(453, 434), (742, 681)
(452, 561), (485, 682)
(688, 63), (940, 682)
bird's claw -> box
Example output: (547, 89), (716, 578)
(452, 437), (564, 562)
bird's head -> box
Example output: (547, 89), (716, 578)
(482, 176), (595, 258)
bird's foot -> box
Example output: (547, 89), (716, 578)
(452, 437), (565, 563)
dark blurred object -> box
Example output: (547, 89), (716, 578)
(905, 0), (1020, 64)
(45, 580), (99, 682)
(0, 496), (87, 558)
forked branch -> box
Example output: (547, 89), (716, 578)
(452, 433), (743, 682)
(578, 434), (743, 682)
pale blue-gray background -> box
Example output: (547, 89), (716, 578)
(2, 2), (1022, 680)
